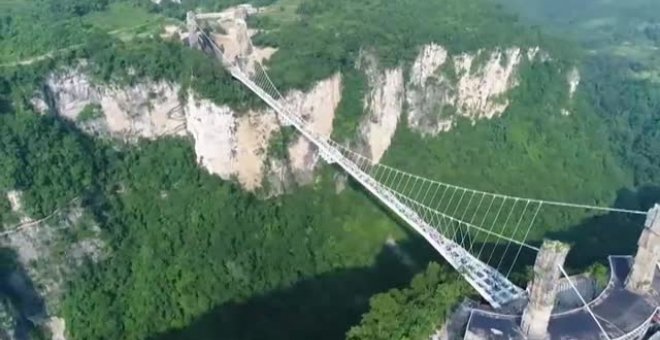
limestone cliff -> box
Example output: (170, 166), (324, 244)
(0, 191), (104, 340)
(36, 69), (341, 192)
(357, 53), (405, 163)
(406, 44), (541, 136)
(33, 4), (579, 193)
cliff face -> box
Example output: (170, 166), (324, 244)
(0, 192), (104, 340)
(33, 5), (578, 193)
(357, 53), (405, 163)
(406, 44), (538, 136)
(36, 70), (341, 192)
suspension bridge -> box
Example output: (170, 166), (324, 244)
(187, 12), (660, 339)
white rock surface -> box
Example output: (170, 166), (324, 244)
(43, 71), (186, 140)
(46, 317), (67, 340)
(36, 5), (574, 193)
(286, 73), (342, 182)
(184, 98), (238, 181)
(39, 68), (342, 191)
(1, 193), (105, 340)
(36, 5), (344, 192)
(358, 53), (405, 163)
(210, 4), (277, 74)
(407, 46), (527, 136)
(568, 67), (580, 99)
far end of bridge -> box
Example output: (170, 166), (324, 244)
(463, 204), (660, 340)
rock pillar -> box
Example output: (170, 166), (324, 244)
(520, 240), (570, 340)
(626, 204), (660, 293)
(186, 11), (199, 48)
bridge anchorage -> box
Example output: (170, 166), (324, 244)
(187, 13), (660, 339)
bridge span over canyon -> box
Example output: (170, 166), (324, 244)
(187, 12), (660, 339)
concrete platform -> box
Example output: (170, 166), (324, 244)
(465, 256), (660, 339)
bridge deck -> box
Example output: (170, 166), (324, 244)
(464, 256), (660, 339)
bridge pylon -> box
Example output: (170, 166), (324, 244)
(520, 240), (570, 340)
(626, 204), (660, 293)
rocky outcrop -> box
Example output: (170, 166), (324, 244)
(36, 69), (341, 192)
(407, 45), (532, 136)
(357, 53), (405, 163)
(40, 71), (186, 140)
(285, 73), (342, 183)
(34, 4), (575, 193)
(1, 192), (105, 340)
(208, 4), (277, 74)
(568, 67), (580, 100)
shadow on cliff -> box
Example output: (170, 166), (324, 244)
(152, 235), (437, 340)
(0, 247), (47, 340)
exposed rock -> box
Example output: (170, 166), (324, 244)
(161, 24), (184, 40)
(34, 4), (343, 193)
(36, 5), (574, 196)
(357, 53), (404, 163)
(568, 67), (580, 100)
(407, 46), (528, 136)
(46, 317), (66, 340)
(42, 70), (186, 141)
(37, 68), (341, 192)
(7, 191), (31, 224)
(209, 4), (277, 74)
(184, 97), (240, 182)
(235, 112), (281, 190)
(151, 0), (180, 4)
(285, 73), (341, 183)
(454, 48), (522, 119)
(526, 47), (540, 61)
(3, 204), (105, 308)
(0, 193), (104, 340)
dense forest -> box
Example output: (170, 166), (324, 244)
(1, 0), (660, 339)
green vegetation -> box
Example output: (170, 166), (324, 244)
(77, 103), (103, 122)
(252, 0), (558, 92)
(83, 2), (161, 33)
(347, 262), (469, 340)
(0, 73), (419, 339)
(77, 37), (259, 110)
(0, 0), (155, 64)
(0, 195), (15, 229)
(1, 0), (660, 339)
(58, 139), (416, 339)
(0, 113), (97, 218)
(494, 0), (660, 80)
(587, 262), (610, 290)
(267, 126), (296, 160)
(151, 0), (277, 20)
(332, 70), (367, 141)
(385, 59), (629, 242)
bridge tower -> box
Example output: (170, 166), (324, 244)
(520, 240), (570, 340)
(626, 204), (660, 293)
